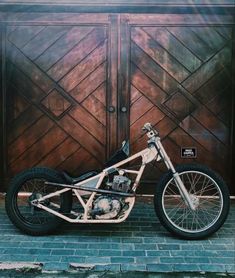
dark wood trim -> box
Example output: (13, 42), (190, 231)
(0, 25), (2, 190)
(117, 14), (130, 144)
(107, 14), (119, 156)
(0, 13), (234, 25)
(231, 26), (235, 194)
(127, 14), (235, 25)
(0, 24), (6, 191)
(0, 0), (234, 15)
(0, 13), (110, 24)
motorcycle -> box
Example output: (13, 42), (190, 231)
(5, 123), (230, 239)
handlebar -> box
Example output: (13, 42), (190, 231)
(142, 123), (159, 136)
(142, 122), (153, 132)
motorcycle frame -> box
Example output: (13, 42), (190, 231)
(31, 131), (196, 223)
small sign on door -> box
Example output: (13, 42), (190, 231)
(181, 147), (197, 158)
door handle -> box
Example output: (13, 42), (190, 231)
(108, 106), (115, 113)
(121, 107), (127, 113)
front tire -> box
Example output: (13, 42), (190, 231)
(5, 167), (72, 236)
(154, 164), (230, 239)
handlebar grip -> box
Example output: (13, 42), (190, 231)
(142, 122), (153, 132)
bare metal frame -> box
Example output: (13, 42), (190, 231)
(30, 127), (196, 223)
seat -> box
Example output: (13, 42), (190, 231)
(61, 170), (99, 184)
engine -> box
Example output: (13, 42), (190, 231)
(112, 175), (131, 192)
(91, 196), (122, 220)
(90, 171), (132, 220)
(106, 171), (132, 193)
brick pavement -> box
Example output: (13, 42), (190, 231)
(0, 195), (234, 273)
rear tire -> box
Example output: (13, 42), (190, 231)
(154, 164), (230, 239)
(5, 167), (72, 236)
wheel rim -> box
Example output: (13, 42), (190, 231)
(162, 171), (223, 233)
(13, 178), (62, 226)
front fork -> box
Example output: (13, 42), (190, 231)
(154, 137), (196, 211)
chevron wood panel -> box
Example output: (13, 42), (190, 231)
(130, 25), (233, 189)
(3, 18), (234, 195)
(6, 24), (109, 176)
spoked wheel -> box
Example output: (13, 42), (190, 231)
(5, 167), (72, 236)
(154, 164), (230, 239)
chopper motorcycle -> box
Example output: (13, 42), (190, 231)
(5, 123), (230, 239)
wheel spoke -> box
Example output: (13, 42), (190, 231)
(16, 178), (62, 225)
(162, 170), (223, 234)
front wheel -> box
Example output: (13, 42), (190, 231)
(154, 164), (230, 239)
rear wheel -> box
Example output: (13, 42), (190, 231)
(5, 167), (72, 236)
(154, 164), (230, 239)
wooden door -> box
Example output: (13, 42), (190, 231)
(122, 15), (234, 193)
(2, 13), (234, 195)
(5, 16), (118, 178)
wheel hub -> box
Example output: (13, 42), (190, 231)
(190, 194), (199, 209)
(28, 193), (50, 208)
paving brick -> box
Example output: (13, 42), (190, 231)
(193, 250), (218, 257)
(181, 244), (203, 250)
(121, 237), (143, 243)
(65, 243), (89, 249)
(42, 242), (65, 248)
(184, 257), (210, 264)
(135, 257), (160, 264)
(203, 244), (228, 250)
(35, 255), (61, 262)
(43, 262), (69, 271)
(0, 242), (20, 247)
(112, 243), (134, 251)
(94, 264), (121, 271)
(69, 236), (100, 242)
(51, 249), (75, 255)
(147, 264), (173, 272)
(61, 256), (85, 263)
(198, 264), (226, 272)
(99, 237), (121, 243)
(164, 238), (186, 243)
(74, 249), (99, 256)
(121, 264), (146, 271)
(144, 237), (166, 243)
(4, 248), (51, 255)
(122, 250), (146, 257)
(209, 257), (235, 264)
(209, 238), (234, 244)
(85, 257), (111, 264)
(87, 243), (115, 249)
(133, 231), (158, 237)
(98, 250), (122, 257)
(134, 244), (156, 250)
(158, 244), (180, 250)
(19, 242), (44, 248)
(111, 257), (135, 263)
(172, 264), (200, 272)
(215, 250), (235, 257)
(0, 198), (234, 274)
(147, 250), (170, 256)
(160, 257), (185, 264)
(0, 254), (37, 262)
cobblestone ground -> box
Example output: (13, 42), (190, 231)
(0, 196), (234, 273)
